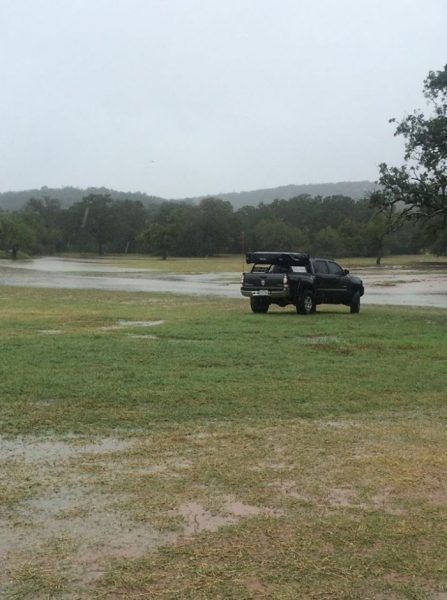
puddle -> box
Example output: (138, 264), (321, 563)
(317, 419), (359, 429)
(0, 436), (133, 462)
(0, 435), (173, 595)
(37, 329), (63, 335)
(126, 334), (159, 339)
(176, 496), (283, 536)
(100, 320), (165, 331)
(0, 488), (174, 580)
(177, 502), (235, 535)
(1, 257), (446, 307)
(1, 434), (283, 597)
(0, 257), (240, 298)
(118, 320), (165, 327)
(305, 335), (343, 345)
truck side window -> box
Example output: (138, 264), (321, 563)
(328, 261), (344, 275)
(314, 260), (329, 274)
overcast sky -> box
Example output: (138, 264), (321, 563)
(0, 0), (446, 198)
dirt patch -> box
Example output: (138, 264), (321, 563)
(270, 480), (312, 501)
(245, 577), (269, 595)
(260, 461), (292, 472)
(222, 495), (283, 519)
(270, 480), (406, 515)
(426, 488), (447, 506)
(327, 486), (358, 507)
(176, 496), (283, 537)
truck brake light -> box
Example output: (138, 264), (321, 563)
(283, 274), (289, 287)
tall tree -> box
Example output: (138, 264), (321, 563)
(65, 194), (120, 254)
(197, 197), (235, 256)
(375, 65), (447, 227)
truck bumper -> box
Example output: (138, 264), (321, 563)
(241, 288), (290, 299)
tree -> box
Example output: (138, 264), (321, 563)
(252, 219), (307, 251)
(112, 200), (147, 253)
(375, 65), (447, 228)
(22, 197), (64, 254)
(368, 191), (404, 264)
(311, 226), (344, 258)
(65, 194), (121, 254)
(197, 197), (235, 256)
(138, 203), (180, 259)
(0, 213), (36, 257)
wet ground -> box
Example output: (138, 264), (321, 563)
(1, 256), (447, 308)
(0, 433), (284, 597)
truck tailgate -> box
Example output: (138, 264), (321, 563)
(243, 273), (286, 289)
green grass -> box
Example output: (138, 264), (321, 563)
(0, 286), (445, 435)
(0, 286), (446, 598)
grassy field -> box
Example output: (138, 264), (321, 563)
(0, 286), (446, 598)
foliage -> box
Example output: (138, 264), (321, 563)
(139, 198), (237, 258)
(376, 65), (447, 228)
(0, 212), (36, 257)
(0, 191), (435, 259)
(62, 194), (148, 254)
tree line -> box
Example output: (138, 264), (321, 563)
(0, 191), (443, 261)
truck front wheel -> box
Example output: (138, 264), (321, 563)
(350, 291), (361, 313)
(250, 297), (270, 313)
(296, 291), (315, 315)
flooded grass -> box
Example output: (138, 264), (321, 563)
(3, 254), (447, 308)
(0, 286), (446, 598)
(77, 252), (447, 273)
(99, 253), (247, 273)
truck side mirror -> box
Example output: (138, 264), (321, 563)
(344, 269), (350, 275)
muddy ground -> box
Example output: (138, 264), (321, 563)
(0, 433), (284, 597)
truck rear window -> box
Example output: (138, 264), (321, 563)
(290, 266), (308, 273)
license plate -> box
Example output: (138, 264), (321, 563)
(254, 290), (269, 296)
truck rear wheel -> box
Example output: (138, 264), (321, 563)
(250, 297), (270, 313)
(296, 291), (315, 315)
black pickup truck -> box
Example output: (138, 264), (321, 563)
(240, 251), (364, 314)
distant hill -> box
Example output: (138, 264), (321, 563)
(0, 180), (377, 211)
(192, 180), (377, 209)
(0, 186), (164, 211)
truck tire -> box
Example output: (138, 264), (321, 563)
(350, 291), (361, 313)
(296, 290), (315, 315)
(250, 296), (270, 313)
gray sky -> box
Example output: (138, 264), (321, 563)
(0, 0), (446, 198)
